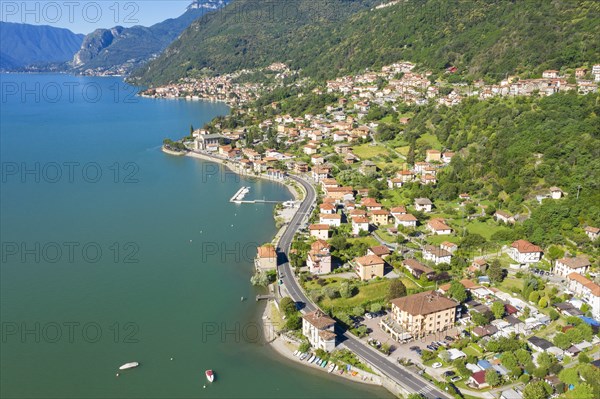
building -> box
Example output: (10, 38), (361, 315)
(549, 186), (563, 199)
(309, 224), (330, 240)
(554, 256), (591, 278)
(468, 370), (489, 389)
(585, 226), (599, 241)
(423, 245), (452, 265)
(390, 290), (457, 337)
(351, 216), (370, 235)
(319, 203), (336, 214)
(307, 240), (332, 275)
(425, 149), (442, 162)
(494, 210), (515, 224)
(542, 70), (559, 79)
(414, 198), (433, 213)
(566, 273), (600, 318)
(194, 133), (221, 151)
(527, 336), (553, 352)
(403, 259), (435, 280)
(256, 245), (277, 270)
(302, 310), (336, 351)
(319, 213), (342, 227)
(354, 254), (385, 280)
(394, 213), (418, 228)
(369, 209), (390, 225)
(368, 245), (391, 259)
(294, 161), (308, 173)
(441, 241), (458, 253)
(427, 218), (453, 235)
(509, 240), (542, 264)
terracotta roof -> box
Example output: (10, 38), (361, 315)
(415, 198), (433, 205)
(318, 330), (336, 341)
(428, 218), (452, 231)
(568, 273), (600, 296)
(558, 256), (591, 269)
(302, 310), (335, 329)
(355, 255), (385, 267)
(396, 213), (418, 222)
(320, 213), (341, 220)
(584, 226), (599, 233)
(370, 209), (390, 215)
(349, 209), (367, 216)
(403, 259), (433, 274)
(391, 206), (407, 214)
(369, 245), (391, 256)
(423, 245), (452, 257)
(311, 240), (330, 252)
(511, 239), (542, 253)
(320, 203), (336, 211)
(257, 246), (276, 258)
(352, 216), (370, 224)
(309, 224), (329, 230)
(391, 290), (457, 316)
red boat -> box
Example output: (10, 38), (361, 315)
(205, 370), (214, 382)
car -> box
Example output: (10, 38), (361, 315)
(410, 346), (420, 351)
(415, 349), (422, 355)
(443, 371), (455, 377)
(364, 313), (373, 320)
(426, 345), (435, 351)
(445, 336), (454, 342)
(432, 362), (442, 369)
(450, 376), (461, 382)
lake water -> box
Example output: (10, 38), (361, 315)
(0, 74), (391, 398)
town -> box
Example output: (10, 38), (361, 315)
(161, 60), (600, 399)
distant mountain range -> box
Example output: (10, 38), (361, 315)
(0, 0), (229, 74)
(133, 0), (600, 85)
(71, 0), (230, 75)
(0, 22), (84, 70)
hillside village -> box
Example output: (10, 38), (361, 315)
(163, 60), (600, 399)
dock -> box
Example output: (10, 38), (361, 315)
(256, 294), (275, 301)
(229, 187), (283, 204)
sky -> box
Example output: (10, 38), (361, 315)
(0, 1), (192, 34)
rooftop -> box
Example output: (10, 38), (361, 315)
(391, 290), (457, 316)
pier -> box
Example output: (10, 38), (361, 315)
(229, 187), (283, 204)
(256, 294), (275, 301)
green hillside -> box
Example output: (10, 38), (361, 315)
(401, 92), (600, 245)
(134, 0), (600, 85)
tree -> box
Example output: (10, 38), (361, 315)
(546, 245), (565, 262)
(565, 383), (595, 399)
(523, 380), (552, 399)
(485, 369), (501, 387)
(487, 259), (505, 283)
(472, 311), (490, 326)
(285, 312), (302, 330)
(298, 341), (311, 353)
(370, 302), (383, 313)
(387, 279), (406, 301)
(352, 306), (365, 317)
(448, 281), (468, 303)
(280, 297), (297, 316)
(491, 301), (505, 319)
(558, 367), (580, 385)
(339, 281), (355, 298)
(538, 297), (548, 308)
(578, 352), (590, 364)
(516, 349), (532, 365)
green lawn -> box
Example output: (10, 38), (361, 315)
(395, 146), (410, 156)
(465, 220), (510, 240)
(321, 280), (390, 310)
(352, 144), (390, 159)
(416, 133), (442, 150)
(347, 236), (380, 247)
(426, 234), (461, 245)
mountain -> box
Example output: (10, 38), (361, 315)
(134, 0), (600, 85)
(131, 0), (379, 84)
(0, 22), (84, 70)
(71, 0), (230, 75)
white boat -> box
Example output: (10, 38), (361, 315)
(293, 350), (299, 356)
(205, 370), (215, 382)
(307, 355), (315, 363)
(328, 364), (336, 373)
(119, 362), (139, 370)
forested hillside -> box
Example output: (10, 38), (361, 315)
(402, 92), (600, 245)
(134, 0), (600, 85)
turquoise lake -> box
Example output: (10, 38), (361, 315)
(0, 73), (391, 398)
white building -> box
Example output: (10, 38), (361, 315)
(351, 216), (370, 235)
(509, 240), (542, 264)
(302, 310), (336, 351)
(423, 245), (452, 265)
(554, 256), (591, 278)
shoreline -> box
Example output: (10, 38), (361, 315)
(260, 301), (383, 387)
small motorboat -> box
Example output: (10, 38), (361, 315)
(321, 361), (327, 368)
(205, 370), (215, 382)
(307, 355), (315, 363)
(300, 353), (307, 360)
(328, 364), (336, 373)
(314, 357), (321, 365)
(119, 362), (139, 370)
(293, 350), (299, 357)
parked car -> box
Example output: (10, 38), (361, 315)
(443, 371), (455, 377)
(445, 336), (454, 342)
(409, 346), (420, 351)
(450, 376), (461, 382)
(432, 362), (442, 369)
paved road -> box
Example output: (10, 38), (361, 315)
(276, 175), (452, 399)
